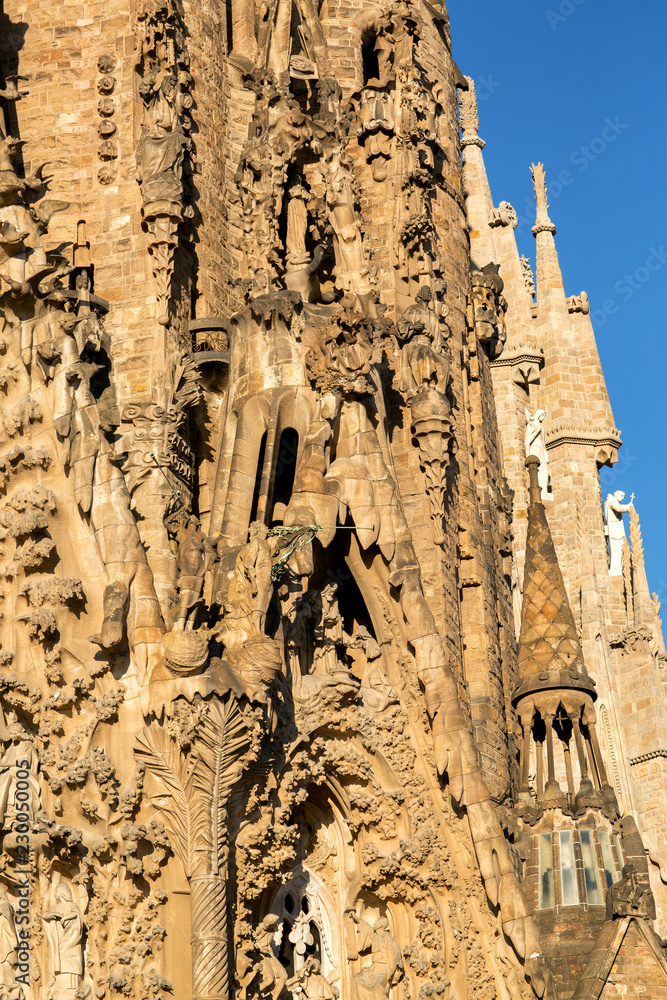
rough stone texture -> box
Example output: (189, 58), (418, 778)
(0, 2), (664, 999)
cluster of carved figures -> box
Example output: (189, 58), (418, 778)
(0, 0), (654, 997)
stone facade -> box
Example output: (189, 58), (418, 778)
(0, 2), (664, 999)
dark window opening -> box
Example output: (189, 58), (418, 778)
(362, 32), (379, 84)
(249, 431), (268, 525)
(272, 428), (299, 512)
(226, 0), (233, 53)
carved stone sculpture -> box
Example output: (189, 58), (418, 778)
(347, 913), (404, 1000)
(0, 888), (17, 987)
(606, 864), (656, 921)
(396, 287), (454, 545)
(605, 490), (634, 577)
(471, 263), (507, 359)
(524, 409), (549, 500)
(355, 87), (395, 183)
(164, 498), (218, 631)
(43, 883), (84, 1000)
(255, 913), (289, 1000)
(216, 522), (281, 702)
(323, 145), (375, 313)
(349, 626), (398, 712)
(0, 707), (41, 834)
(409, 386), (454, 546)
(288, 957), (336, 1000)
(135, 1), (194, 325)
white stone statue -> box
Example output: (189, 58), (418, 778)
(43, 883), (84, 1000)
(604, 490), (634, 576)
(524, 408), (549, 499)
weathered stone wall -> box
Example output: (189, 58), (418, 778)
(597, 921), (667, 999)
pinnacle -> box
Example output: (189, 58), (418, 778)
(513, 459), (596, 704)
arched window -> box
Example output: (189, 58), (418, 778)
(249, 431), (268, 525)
(272, 428), (299, 515)
(269, 869), (339, 982)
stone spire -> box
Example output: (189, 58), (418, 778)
(459, 77), (496, 268)
(513, 456), (596, 704)
(514, 459), (617, 818)
(629, 504), (658, 628)
(531, 162), (569, 325)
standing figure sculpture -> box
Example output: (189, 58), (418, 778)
(0, 707), (41, 832)
(0, 888), (17, 989)
(524, 409), (549, 500)
(135, 67), (187, 210)
(43, 883), (84, 1000)
(255, 913), (288, 1000)
(135, 60), (190, 324)
(323, 146), (374, 312)
(604, 490), (634, 577)
(288, 957), (336, 1000)
(164, 498), (218, 630)
(285, 179), (310, 268)
(347, 912), (404, 1000)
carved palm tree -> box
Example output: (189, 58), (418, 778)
(135, 697), (253, 1000)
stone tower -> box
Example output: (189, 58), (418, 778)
(0, 1), (665, 999)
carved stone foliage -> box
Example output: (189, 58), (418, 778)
(0, 86), (178, 993)
(3, 0), (648, 996)
(135, 0), (195, 326)
(136, 696), (261, 1000)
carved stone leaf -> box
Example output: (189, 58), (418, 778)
(190, 699), (252, 874)
(134, 723), (193, 875)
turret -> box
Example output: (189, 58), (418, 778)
(514, 457), (613, 816)
(513, 457), (635, 995)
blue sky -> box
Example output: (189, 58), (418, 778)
(448, 0), (667, 601)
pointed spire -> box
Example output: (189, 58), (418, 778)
(460, 77), (497, 269)
(458, 76), (485, 150)
(530, 162), (556, 236)
(513, 456), (597, 705)
(629, 505), (656, 627)
(530, 162), (568, 324)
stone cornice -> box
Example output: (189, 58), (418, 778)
(545, 423), (622, 452)
(489, 345), (544, 370)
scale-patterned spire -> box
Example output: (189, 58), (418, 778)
(514, 455), (596, 704)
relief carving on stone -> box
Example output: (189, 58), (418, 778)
(0, 3), (596, 997)
(135, 0), (195, 326)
